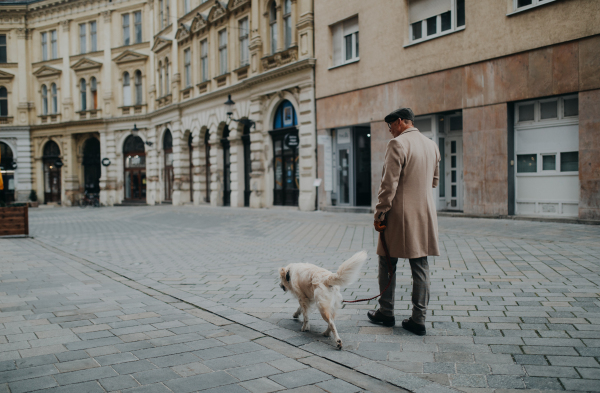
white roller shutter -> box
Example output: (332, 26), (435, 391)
(409, 0), (452, 23)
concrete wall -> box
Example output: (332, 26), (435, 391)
(579, 89), (600, 220)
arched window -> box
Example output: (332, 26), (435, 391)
(41, 84), (48, 115)
(0, 86), (7, 117)
(51, 83), (58, 114)
(272, 100), (299, 206)
(158, 61), (163, 97)
(165, 58), (170, 94)
(283, 0), (292, 49)
(273, 99), (297, 128)
(90, 77), (97, 110)
(134, 70), (142, 105)
(123, 72), (131, 106)
(270, 1), (278, 54)
(80, 78), (87, 111)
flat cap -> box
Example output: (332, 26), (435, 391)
(384, 108), (415, 123)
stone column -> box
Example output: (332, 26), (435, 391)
(228, 132), (244, 207)
(209, 126), (223, 206)
(171, 123), (191, 205)
(297, 82), (316, 211)
(60, 20), (73, 120)
(16, 28), (29, 125)
(145, 126), (159, 205)
(579, 89), (600, 220)
(276, 3), (283, 52)
(291, 0), (298, 47)
(101, 11), (113, 117)
(61, 135), (79, 206)
(249, 96), (265, 208)
(192, 133), (204, 205)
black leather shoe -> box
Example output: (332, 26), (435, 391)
(402, 318), (426, 336)
(367, 310), (395, 327)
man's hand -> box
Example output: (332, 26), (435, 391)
(374, 220), (387, 232)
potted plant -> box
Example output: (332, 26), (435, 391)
(29, 190), (38, 208)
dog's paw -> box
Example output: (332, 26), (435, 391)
(301, 323), (310, 332)
(336, 339), (343, 350)
(293, 312), (300, 319)
(322, 330), (330, 337)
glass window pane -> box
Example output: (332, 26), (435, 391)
(542, 155), (556, 171)
(517, 0), (533, 7)
(451, 185), (456, 197)
(517, 154), (537, 173)
(456, 0), (465, 27)
(451, 140), (456, 154)
(426, 16), (437, 36)
(355, 32), (359, 58)
(441, 11), (451, 31)
(344, 34), (352, 61)
(560, 151), (578, 172)
(412, 21), (422, 40)
(564, 97), (578, 117)
(451, 155), (456, 168)
(450, 115), (462, 131)
(438, 138), (445, 197)
(518, 104), (534, 122)
(451, 171), (456, 182)
(540, 101), (557, 119)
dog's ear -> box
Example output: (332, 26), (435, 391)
(285, 269), (290, 283)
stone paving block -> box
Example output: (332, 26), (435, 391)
(121, 383), (173, 393)
(55, 350), (89, 363)
(486, 375), (525, 389)
(560, 378), (600, 391)
(99, 375), (141, 391)
(423, 362), (455, 374)
(490, 364), (526, 376)
(54, 365), (118, 385)
(575, 367), (600, 379)
(0, 364), (58, 384)
(33, 381), (106, 393)
(204, 349), (286, 371)
(8, 375), (58, 393)
(268, 368), (333, 389)
(316, 378), (362, 393)
(171, 361), (213, 377)
(449, 373), (487, 388)
(547, 355), (599, 367)
(112, 360), (158, 374)
(522, 376), (564, 391)
(267, 357), (308, 373)
(200, 384), (252, 393)
(55, 358), (99, 372)
(239, 377), (286, 393)
(15, 354), (57, 368)
(194, 346), (235, 360)
(132, 368), (180, 385)
(147, 353), (199, 368)
(164, 370), (238, 393)
(95, 352), (138, 366)
(227, 363), (282, 382)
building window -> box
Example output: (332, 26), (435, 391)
(184, 0), (190, 14)
(283, 0), (292, 49)
(42, 84), (48, 115)
(270, 1), (277, 54)
(0, 87), (7, 116)
(90, 21), (97, 52)
(41, 32), (48, 61)
(123, 72), (131, 106)
(134, 11), (142, 44)
(51, 83), (57, 113)
(515, 0), (554, 11)
(165, 58), (170, 94)
(331, 16), (359, 67)
(516, 96), (578, 123)
(51, 30), (58, 59)
(218, 29), (227, 75)
(409, 0), (465, 43)
(158, 61), (163, 96)
(79, 24), (86, 54)
(166, 0), (171, 27)
(239, 18), (249, 66)
(0, 35), (6, 63)
(80, 78), (87, 111)
(184, 48), (191, 88)
(134, 70), (142, 105)
(159, 0), (165, 29)
(90, 77), (97, 109)
(123, 14), (130, 46)
(200, 39), (208, 82)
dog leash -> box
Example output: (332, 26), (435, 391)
(343, 230), (396, 303)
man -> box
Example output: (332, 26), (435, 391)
(367, 108), (440, 336)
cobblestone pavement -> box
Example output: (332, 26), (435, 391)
(0, 238), (411, 393)
(19, 206), (600, 392)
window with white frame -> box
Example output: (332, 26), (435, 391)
(0, 86), (7, 116)
(90, 77), (97, 109)
(200, 39), (208, 82)
(123, 14), (130, 46)
(283, 0), (292, 49)
(134, 70), (142, 105)
(218, 29), (228, 75)
(80, 78), (87, 110)
(514, 0), (555, 11)
(239, 18), (249, 66)
(165, 58), (170, 93)
(41, 84), (48, 115)
(134, 11), (142, 43)
(184, 48), (191, 88)
(41, 32), (48, 61)
(158, 61), (163, 96)
(331, 16), (359, 67)
(79, 24), (86, 54)
(0, 35), (6, 63)
(409, 0), (465, 43)
(51, 30), (57, 59)
(123, 72), (131, 106)
(90, 21), (97, 52)
(269, 1), (277, 54)
(516, 96), (578, 124)
(51, 83), (57, 113)
(159, 0), (165, 29)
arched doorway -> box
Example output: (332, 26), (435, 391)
(270, 100), (299, 206)
(221, 125), (230, 206)
(163, 129), (173, 202)
(83, 138), (100, 194)
(242, 124), (252, 207)
(43, 140), (61, 204)
(188, 133), (194, 203)
(204, 130), (211, 203)
(0, 142), (15, 203)
(123, 135), (146, 201)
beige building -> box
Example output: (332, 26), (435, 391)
(314, 0), (600, 220)
(0, 0), (317, 210)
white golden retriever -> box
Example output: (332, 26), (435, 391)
(278, 251), (367, 349)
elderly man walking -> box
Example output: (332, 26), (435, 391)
(367, 108), (440, 336)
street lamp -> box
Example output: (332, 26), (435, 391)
(131, 124), (154, 146)
(223, 94), (255, 129)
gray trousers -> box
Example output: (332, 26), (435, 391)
(378, 255), (430, 325)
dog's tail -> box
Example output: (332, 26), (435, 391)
(325, 251), (367, 288)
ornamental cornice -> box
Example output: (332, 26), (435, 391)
(296, 12), (313, 31)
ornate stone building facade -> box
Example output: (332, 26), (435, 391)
(0, 0), (317, 210)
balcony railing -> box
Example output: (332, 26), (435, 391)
(76, 109), (102, 120)
(0, 116), (14, 125)
(120, 104), (147, 116)
(38, 114), (60, 124)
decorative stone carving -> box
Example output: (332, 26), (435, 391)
(16, 28), (27, 39)
(191, 12), (208, 33)
(60, 20), (70, 32)
(261, 46), (298, 71)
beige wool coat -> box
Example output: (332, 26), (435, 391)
(374, 128), (441, 259)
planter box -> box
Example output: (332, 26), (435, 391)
(0, 206), (29, 236)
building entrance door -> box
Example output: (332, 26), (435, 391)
(334, 127), (371, 206)
(242, 125), (251, 207)
(83, 138), (100, 194)
(221, 125), (231, 206)
(445, 136), (463, 211)
(123, 135), (146, 202)
(42, 140), (61, 204)
(163, 130), (173, 202)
